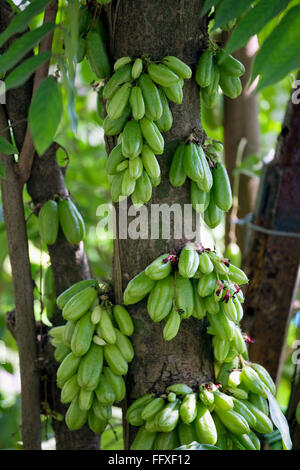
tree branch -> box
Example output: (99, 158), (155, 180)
(0, 106), (41, 450)
(16, 0), (58, 185)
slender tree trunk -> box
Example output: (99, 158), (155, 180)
(241, 79), (300, 384)
(106, 0), (214, 448)
(223, 36), (260, 254)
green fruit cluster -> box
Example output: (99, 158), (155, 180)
(123, 242), (248, 341)
(49, 280), (134, 433)
(104, 55), (192, 205)
(195, 48), (245, 107)
(38, 198), (85, 245)
(75, 5), (110, 79)
(126, 375), (275, 450)
(169, 135), (232, 228)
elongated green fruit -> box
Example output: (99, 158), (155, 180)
(88, 410), (108, 434)
(178, 245), (199, 278)
(98, 308), (116, 344)
(103, 343), (128, 376)
(58, 199), (85, 244)
(135, 170), (153, 204)
(62, 286), (98, 321)
(112, 305), (134, 336)
(174, 275), (194, 319)
(183, 142), (204, 183)
(162, 79), (183, 104)
(141, 397), (165, 421)
(163, 308), (181, 341)
(145, 253), (173, 280)
(139, 117), (164, 155)
(195, 49), (213, 87)
(155, 88), (173, 132)
(71, 311), (95, 357)
(232, 397), (257, 428)
(215, 408), (250, 435)
(147, 275), (175, 322)
(155, 399), (180, 433)
(194, 403), (217, 445)
(95, 374), (116, 405)
(79, 388), (94, 411)
(212, 162), (232, 212)
(103, 64), (132, 100)
(244, 401), (273, 434)
(114, 328), (134, 363)
(162, 56), (192, 79)
(39, 200), (59, 245)
(169, 143), (186, 187)
(228, 264), (249, 285)
(166, 384), (193, 395)
(77, 343), (103, 391)
(141, 144), (161, 180)
(251, 363), (276, 395)
(148, 63), (180, 87)
(103, 366), (126, 403)
(54, 343), (71, 364)
(204, 193), (223, 229)
(153, 429), (179, 450)
(113, 56), (132, 72)
(57, 352), (81, 384)
(248, 392), (269, 416)
(65, 395), (88, 431)
(129, 86), (145, 120)
(217, 50), (245, 77)
(57, 279), (98, 310)
(131, 58), (143, 80)
(130, 426), (157, 450)
(128, 157), (143, 180)
(93, 401), (112, 421)
(213, 391), (234, 411)
(103, 106), (131, 136)
(122, 119), (143, 159)
(61, 374), (80, 404)
(180, 392), (197, 424)
(107, 82), (132, 120)
(219, 72), (242, 99)
(190, 181), (210, 214)
(121, 168), (136, 196)
(123, 270), (155, 305)
(138, 73), (163, 121)
(178, 421), (198, 446)
(86, 30), (110, 79)
(241, 366), (268, 398)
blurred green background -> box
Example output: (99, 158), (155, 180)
(0, 49), (299, 449)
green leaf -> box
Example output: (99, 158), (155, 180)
(225, 0), (290, 56)
(28, 76), (63, 155)
(0, 0), (54, 48)
(176, 442), (220, 450)
(201, 0), (220, 17)
(5, 51), (51, 91)
(212, 0), (253, 31)
(266, 391), (292, 450)
(253, 5), (300, 90)
(0, 136), (18, 155)
(0, 22), (55, 75)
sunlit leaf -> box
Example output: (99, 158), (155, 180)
(212, 0), (253, 31)
(0, 0), (53, 48)
(28, 76), (63, 155)
(253, 6), (300, 90)
(5, 52), (50, 91)
(0, 23), (55, 76)
(225, 0), (290, 56)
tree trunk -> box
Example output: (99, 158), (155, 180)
(107, 0), (214, 448)
(223, 36), (260, 254)
(241, 80), (300, 384)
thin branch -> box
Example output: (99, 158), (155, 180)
(16, 0), (59, 184)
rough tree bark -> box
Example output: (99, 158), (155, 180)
(223, 36), (260, 253)
(105, 0), (214, 448)
(1, 1), (99, 449)
(241, 80), (300, 384)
